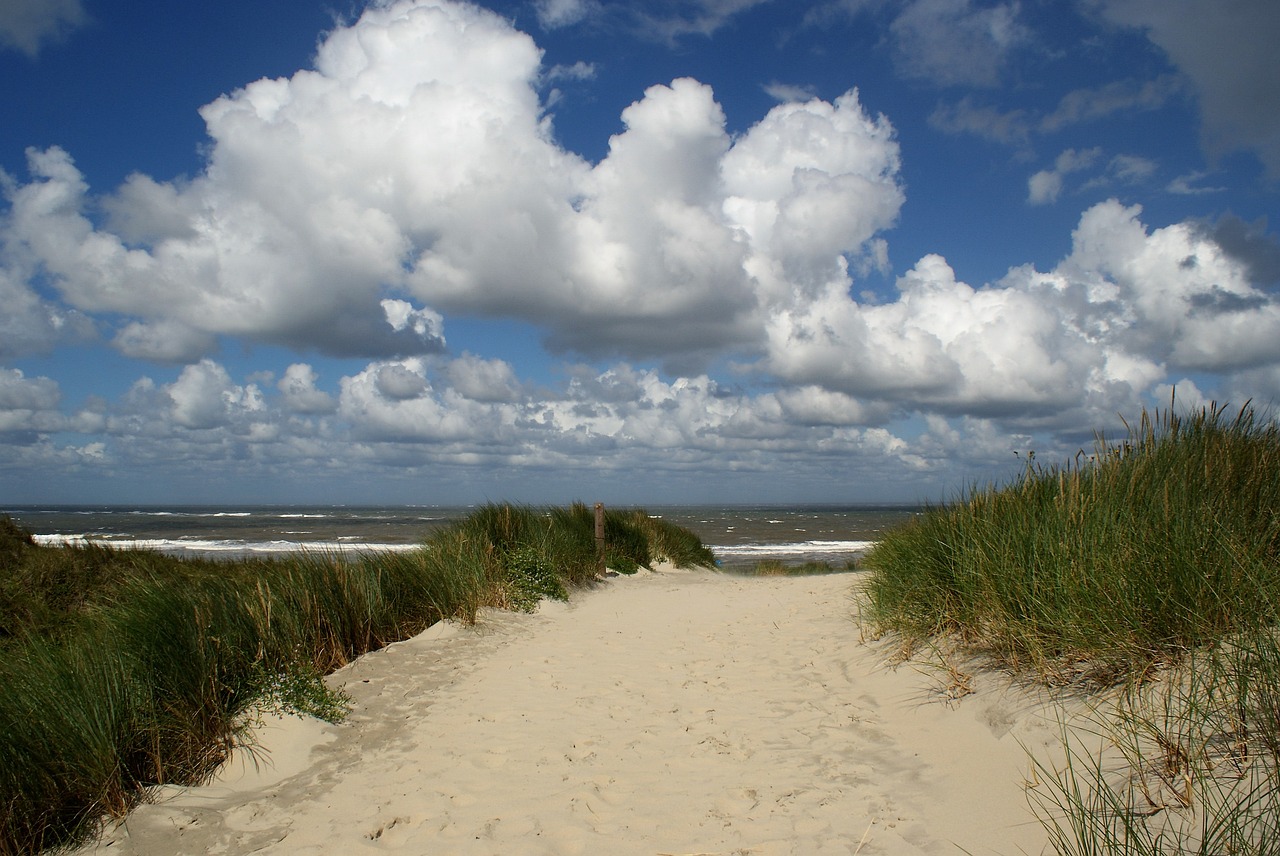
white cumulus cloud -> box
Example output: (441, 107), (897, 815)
(278, 364), (336, 414)
(167, 360), (266, 430)
(0, 1), (906, 375)
(759, 199), (1275, 425)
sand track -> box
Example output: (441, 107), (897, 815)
(83, 568), (1055, 855)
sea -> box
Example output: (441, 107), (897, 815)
(2, 504), (922, 572)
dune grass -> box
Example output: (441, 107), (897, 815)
(862, 402), (1280, 682)
(746, 558), (859, 576)
(0, 503), (714, 854)
(859, 402), (1280, 853)
(1028, 629), (1280, 855)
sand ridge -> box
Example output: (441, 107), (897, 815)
(83, 567), (1057, 855)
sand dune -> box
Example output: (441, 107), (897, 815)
(83, 567), (1059, 855)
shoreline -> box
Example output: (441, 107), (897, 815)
(4, 503), (911, 569)
(81, 567), (1057, 855)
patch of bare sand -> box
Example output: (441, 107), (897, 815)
(82, 567), (1062, 855)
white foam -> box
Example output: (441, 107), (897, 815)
(711, 539), (876, 557)
(31, 534), (421, 556)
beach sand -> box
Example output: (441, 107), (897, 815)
(82, 567), (1062, 855)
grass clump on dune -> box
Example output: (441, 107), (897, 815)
(0, 503), (714, 855)
(747, 559), (858, 576)
(860, 402), (1280, 854)
(862, 402), (1280, 681)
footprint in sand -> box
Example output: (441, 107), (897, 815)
(365, 815), (415, 846)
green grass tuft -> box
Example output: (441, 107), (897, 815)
(747, 559), (858, 576)
(862, 402), (1280, 683)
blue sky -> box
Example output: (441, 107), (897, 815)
(1, 0), (1278, 506)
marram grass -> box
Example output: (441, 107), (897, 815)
(746, 559), (859, 576)
(860, 402), (1280, 854)
(862, 402), (1280, 682)
(0, 503), (714, 854)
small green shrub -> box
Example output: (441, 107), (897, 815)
(607, 554), (641, 575)
(500, 545), (568, 612)
(245, 660), (352, 724)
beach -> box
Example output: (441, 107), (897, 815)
(82, 566), (1057, 856)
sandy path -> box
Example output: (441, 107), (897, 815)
(85, 568), (1057, 855)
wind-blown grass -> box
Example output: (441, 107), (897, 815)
(859, 402), (1280, 853)
(0, 503), (715, 854)
(1029, 629), (1280, 855)
(746, 559), (858, 576)
(862, 402), (1280, 682)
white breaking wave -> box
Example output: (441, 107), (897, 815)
(31, 534), (421, 556)
(711, 539), (876, 557)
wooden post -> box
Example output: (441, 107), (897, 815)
(594, 502), (605, 575)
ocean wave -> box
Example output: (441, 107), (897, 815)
(31, 534), (421, 556)
(711, 539), (876, 557)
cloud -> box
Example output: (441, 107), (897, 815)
(1105, 154), (1158, 184)
(929, 96), (1032, 146)
(1202, 214), (1280, 288)
(1026, 171), (1062, 206)
(5, 144), (447, 360)
(0, 368), (64, 441)
(0, 1), (905, 376)
(0, 265), (93, 358)
(1061, 199), (1280, 371)
(166, 360), (265, 430)
(0, 0), (87, 57)
(626, 0), (776, 41)
(0, 368), (59, 411)
(277, 364), (337, 414)
(1027, 147), (1102, 205)
(9, 180), (1279, 495)
(1167, 171), (1227, 196)
(532, 0), (786, 42)
(762, 254), (1105, 418)
(426, 75), (758, 366)
(112, 319), (218, 363)
(1039, 75), (1185, 133)
(1090, 0), (1280, 177)
(545, 60), (596, 83)
(373, 361), (431, 401)
(889, 0), (1029, 87)
(932, 76), (1183, 148)
(446, 353), (523, 403)
(1071, 153), (1160, 195)
(339, 360), (490, 443)
(774, 386), (890, 426)
(721, 89), (903, 297)
(759, 199), (1278, 424)
(535, 0), (596, 29)
(763, 81), (818, 103)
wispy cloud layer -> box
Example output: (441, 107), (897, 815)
(0, 0), (86, 57)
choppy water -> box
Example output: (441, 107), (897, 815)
(3, 504), (921, 570)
